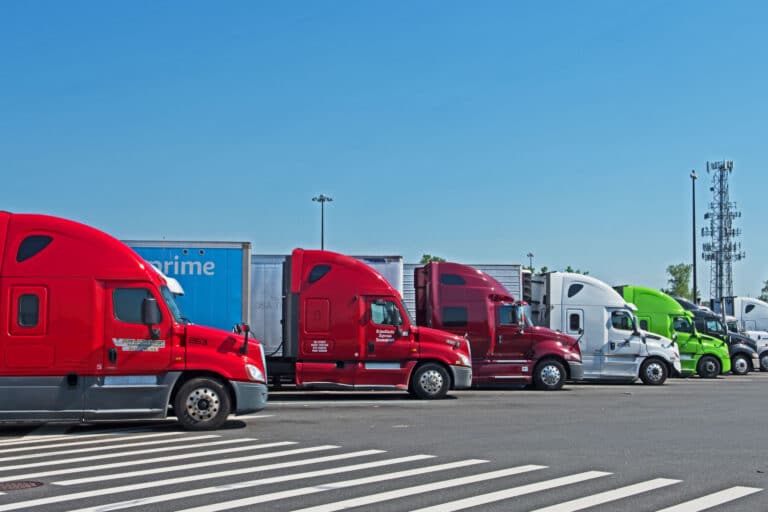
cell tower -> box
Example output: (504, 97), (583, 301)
(701, 160), (744, 302)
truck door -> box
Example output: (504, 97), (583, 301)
(493, 305), (534, 362)
(672, 315), (698, 374)
(1, 285), (84, 420)
(565, 308), (597, 374)
(604, 310), (641, 378)
(360, 297), (413, 387)
(85, 283), (174, 417)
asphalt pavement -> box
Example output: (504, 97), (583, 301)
(0, 373), (766, 511)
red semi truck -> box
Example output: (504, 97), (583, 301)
(266, 249), (473, 399)
(0, 212), (267, 430)
(415, 262), (583, 390)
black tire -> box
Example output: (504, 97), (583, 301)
(731, 354), (750, 376)
(174, 377), (232, 430)
(533, 359), (566, 391)
(639, 358), (668, 385)
(410, 363), (450, 399)
(760, 352), (768, 372)
(697, 355), (721, 379)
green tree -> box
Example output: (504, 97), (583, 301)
(759, 280), (768, 302)
(539, 265), (549, 274)
(420, 254), (446, 264)
(564, 265), (589, 275)
(662, 263), (692, 299)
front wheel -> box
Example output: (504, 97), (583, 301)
(174, 377), (232, 430)
(533, 359), (566, 391)
(731, 354), (750, 376)
(697, 355), (721, 379)
(410, 363), (450, 399)
(639, 358), (668, 385)
(760, 352), (768, 372)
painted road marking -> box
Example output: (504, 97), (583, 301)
(0, 431), (184, 454)
(292, 465), (547, 512)
(410, 471), (612, 512)
(172, 459), (489, 512)
(1, 426), (155, 446)
(55, 443), (333, 485)
(656, 486), (762, 511)
(0, 436), (233, 472)
(530, 478), (682, 512)
(60, 454), (436, 512)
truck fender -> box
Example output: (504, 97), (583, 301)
(170, 370), (237, 412)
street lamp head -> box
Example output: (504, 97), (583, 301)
(312, 194), (333, 203)
(690, 170), (697, 180)
(527, 252), (534, 258)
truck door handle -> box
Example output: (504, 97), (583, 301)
(368, 342), (375, 353)
(609, 342), (616, 350)
(108, 348), (118, 363)
(497, 335), (503, 344)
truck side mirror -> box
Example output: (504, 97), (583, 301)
(142, 297), (161, 326)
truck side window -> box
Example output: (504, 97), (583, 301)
(672, 317), (692, 333)
(639, 319), (649, 330)
(610, 311), (632, 331)
(745, 304), (755, 314)
(567, 284), (583, 298)
(17, 235), (53, 262)
(440, 274), (466, 285)
(370, 300), (403, 326)
(569, 313), (580, 331)
(498, 305), (515, 326)
(443, 307), (468, 327)
(308, 265), (331, 283)
(114, 288), (159, 324)
(18, 294), (39, 327)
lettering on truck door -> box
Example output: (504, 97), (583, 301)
(361, 298), (412, 386)
(84, 283), (174, 417)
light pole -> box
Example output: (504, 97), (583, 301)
(526, 252), (534, 273)
(690, 170), (697, 304)
(312, 194), (333, 250)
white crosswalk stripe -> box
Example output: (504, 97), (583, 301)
(0, 434), (222, 463)
(656, 486), (763, 511)
(0, 431), (762, 512)
(173, 459), (490, 512)
(410, 471), (612, 512)
(530, 478), (682, 512)
(292, 465), (547, 512)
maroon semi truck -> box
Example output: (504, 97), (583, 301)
(415, 262), (583, 390)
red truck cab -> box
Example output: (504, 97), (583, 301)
(0, 212), (267, 430)
(415, 262), (583, 390)
(267, 249), (472, 399)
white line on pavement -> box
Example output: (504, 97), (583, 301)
(0, 431), (184, 454)
(55, 443), (331, 485)
(62, 454), (439, 512)
(530, 478), (682, 512)
(409, 470), (612, 512)
(0, 437), (233, 472)
(0, 426), (155, 447)
(656, 486), (762, 512)
(293, 464), (547, 512)
(173, 458), (490, 512)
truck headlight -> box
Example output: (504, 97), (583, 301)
(246, 363), (266, 383)
(456, 353), (471, 367)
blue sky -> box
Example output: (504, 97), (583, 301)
(2, 1), (767, 297)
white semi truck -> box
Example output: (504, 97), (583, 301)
(530, 272), (681, 385)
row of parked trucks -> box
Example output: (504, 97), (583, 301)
(2, 212), (767, 430)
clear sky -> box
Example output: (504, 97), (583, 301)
(2, 1), (767, 297)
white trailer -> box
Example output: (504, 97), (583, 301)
(730, 297), (768, 331)
(530, 272), (680, 384)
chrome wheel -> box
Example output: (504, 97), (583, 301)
(540, 364), (562, 387)
(732, 356), (749, 375)
(418, 369), (445, 395)
(761, 353), (768, 371)
(644, 361), (664, 383)
(185, 387), (221, 422)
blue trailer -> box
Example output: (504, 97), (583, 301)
(125, 240), (251, 331)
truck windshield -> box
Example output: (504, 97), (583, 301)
(160, 286), (186, 323)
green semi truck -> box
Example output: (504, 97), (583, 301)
(614, 286), (731, 378)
